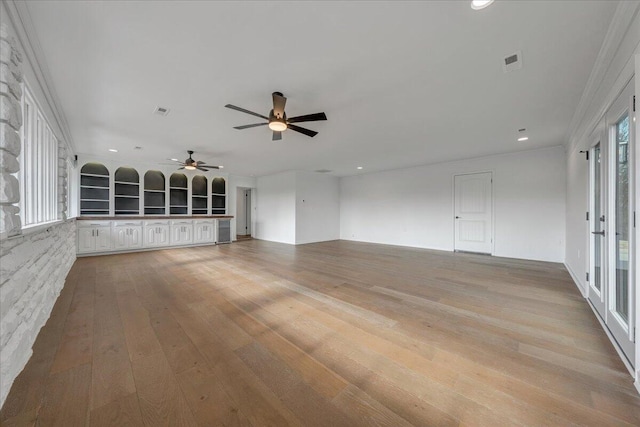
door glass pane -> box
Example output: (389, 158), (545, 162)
(614, 114), (629, 322)
(594, 144), (602, 291)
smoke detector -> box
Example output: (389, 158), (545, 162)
(153, 106), (170, 116)
(503, 51), (523, 73)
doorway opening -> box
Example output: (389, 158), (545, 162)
(236, 187), (252, 240)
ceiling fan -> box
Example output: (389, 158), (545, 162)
(225, 92), (327, 141)
(166, 150), (222, 171)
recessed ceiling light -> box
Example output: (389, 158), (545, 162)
(471, 0), (494, 10)
(357, 166), (363, 170)
(108, 149), (118, 152)
(170, 158), (178, 161)
(219, 165), (224, 169)
(518, 137), (529, 142)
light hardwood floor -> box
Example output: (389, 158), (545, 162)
(2, 239), (640, 426)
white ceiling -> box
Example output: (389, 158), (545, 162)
(26, 1), (617, 177)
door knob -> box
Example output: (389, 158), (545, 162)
(592, 230), (605, 236)
(455, 216), (461, 219)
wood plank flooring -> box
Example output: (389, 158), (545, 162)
(2, 239), (640, 426)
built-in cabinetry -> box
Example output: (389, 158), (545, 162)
(77, 217), (224, 255)
(144, 170), (166, 215)
(170, 219), (193, 244)
(112, 221), (143, 250)
(78, 162), (227, 216)
(194, 219), (216, 243)
(192, 176), (208, 215)
(144, 220), (170, 247)
(170, 173), (188, 215)
(80, 163), (110, 216)
(114, 167), (140, 215)
(212, 177), (226, 215)
(77, 221), (112, 253)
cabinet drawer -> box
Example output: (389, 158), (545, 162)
(77, 221), (111, 228)
(112, 220), (143, 227)
(144, 220), (170, 226)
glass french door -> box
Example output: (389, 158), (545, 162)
(589, 78), (635, 366)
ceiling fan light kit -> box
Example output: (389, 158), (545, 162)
(226, 91), (327, 141)
(166, 150), (222, 171)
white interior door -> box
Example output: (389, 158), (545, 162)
(454, 172), (493, 254)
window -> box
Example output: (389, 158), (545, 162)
(19, 85), (59, 227)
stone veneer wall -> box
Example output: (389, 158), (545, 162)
(0, 22), (23, 237)
(0, 219), (76, 405)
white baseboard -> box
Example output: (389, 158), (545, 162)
(564, 262), (587, 297)
(563, 262), (637, 388)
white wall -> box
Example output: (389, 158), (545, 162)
(295, 172), (340, 245)
(340, 146), (566, 262)
(255, 171), (296, 244)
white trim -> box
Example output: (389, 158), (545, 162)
(564, 261), (587, 297)
(2, 0), (75, 158)
(586, 299), (635, 377)
(566, 258), (636, 381)
(566, 1), (640, 156)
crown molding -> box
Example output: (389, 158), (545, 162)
(565, 0), (640, 155)
(2, 0), (76, 158)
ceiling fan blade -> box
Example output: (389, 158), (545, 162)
(196, 167), (212, 172)
(272, 131), (282, 141)
(178, 167), (185, 170)
(225, 104), (269, 120)
(160, 162), (186, 166)
(272, 92), (287, 118)
(198, 165), (220, 169)
(287, 112), (327, 124)
(288, 124), (318, 138)
(234, 122), (268, 130)
(196, 160), (206, 165)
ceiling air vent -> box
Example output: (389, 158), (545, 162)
(503, 51), (522, 73)
(314, 169), (332, 174)
(153, 106), (170, 116)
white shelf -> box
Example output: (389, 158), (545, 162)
(80, 198), (109, 202)
(80, 173), (109, 178)
(81, 185), (109, 190)
(114, 195), (140, 199)
(170, 187), (188, 190)
(115, 181), (140, 185)
(192, 195), (207, 198)
(144, 189), (165, 193)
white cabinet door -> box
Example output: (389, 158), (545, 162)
(193, 222), (214, 243)
(156, 225), (170, 246)
(144, 226), (157, 247)
(182, 224), (193, 244)
(112, 227), (129, 250)
(78, 228), (96, 253)
(95, 227), (111, 251)
(170, 225), (184, 245)
(129, 227), (143, 249)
